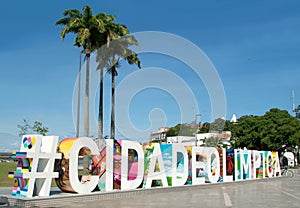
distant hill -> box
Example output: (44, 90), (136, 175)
(0, 133), (20, 152)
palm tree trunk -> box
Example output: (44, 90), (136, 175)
(76, 51), (82, 138)
(98, 68), (104, 140)
(84, 53), (90, 137)
(110, 66), (116, 140)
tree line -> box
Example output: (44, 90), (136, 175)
(167, 108), (300, 151)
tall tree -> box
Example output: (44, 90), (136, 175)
(230, 108), (300, 150)
(97, 33), (141, 140)
(56, 5), (106, 137)
(95, 13), (118, 141)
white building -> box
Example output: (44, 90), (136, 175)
(150, 126), (169, 143)
(167, 136), (197, 146)
(167, 131), (231, 148)
(230, 114), (237, 123)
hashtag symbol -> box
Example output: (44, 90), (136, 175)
(22, 135), (62, 197)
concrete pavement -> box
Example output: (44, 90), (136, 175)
(1, 169), (299, 207)
(71, 169), (300, 208)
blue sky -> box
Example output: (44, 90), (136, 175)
(0, 0), (300, 150)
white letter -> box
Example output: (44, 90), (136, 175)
(266, 151), (273, 177)
(69, 137), (99, 194)
(274, 152), (281, 177)
(121, 140), (144, 190)
(192, 147), (205, 185)
(105, 139), (114, 191)
(145, 143), (168, 188)
(197, 147), (220, 183)
(241, 149), (251, 179)
(222, 148), (233, 182)
(252, 150), (261, 179)
(273, 151), (281, 177)
(260, 151), (266, 178)
(234, 149), (243, 181)
(206, 147), (220, 183)
(172, 144), (188, 186)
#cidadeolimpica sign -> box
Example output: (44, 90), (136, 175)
(9, 135), (282, 198)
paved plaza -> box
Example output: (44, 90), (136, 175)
(0, 169), (299, 207)
(70, 169), (300, 208)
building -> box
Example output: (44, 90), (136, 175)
(149, 126), (169, 143)
(167, 136), (196, 146)
(167, 131), (232, 148)
(230, 114), (237, 123)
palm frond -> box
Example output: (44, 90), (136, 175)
(55, 18), (70, 26)
(63, 9), (81, 18)
(60, 27), (69, 39)
(82, 5), (93, 23)
(76, 28), (91, 47)
(96, 13), (116, 23)
(68, 18), (85, 30)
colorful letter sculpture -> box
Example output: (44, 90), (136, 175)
(9, 135), (61, 197)
(9, 136), (282, 198)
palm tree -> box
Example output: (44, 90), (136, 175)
(76, 50), (83, 138)
(97, 33), (141, 140)
(56, 6), (106, 137)
(95, 13), (117, 142)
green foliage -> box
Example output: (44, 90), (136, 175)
(202, 137), (223, 148)
(230, 108), (300, 151)
(210, 118), (225, 133)
(56, 6), (118, 138)
(94, 14), (141, 140)
(198, 119), (231, 133)
(166, 108), (299, 151)
(166, 123), (197, 137)
(56, 5), (108, 52)
(32, 121), (49, 136)
(96, 26), (141, 72)
(17, 119), (49, 137)
(199, 122), (210, 133)
(167, 124), (180, 136)
(17, 118), (31, 137)
(210, 118), (224, 133)
(56, 5), (141, 140)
